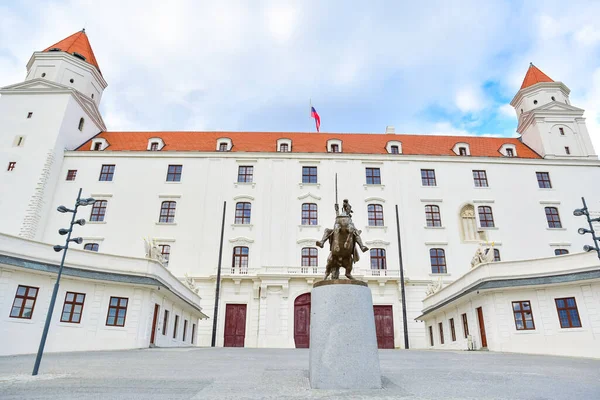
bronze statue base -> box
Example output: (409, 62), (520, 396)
(314, 279), (368, 288)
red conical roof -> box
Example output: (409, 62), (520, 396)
(520, 63), (553, 89)
(43, 30), (100, 73)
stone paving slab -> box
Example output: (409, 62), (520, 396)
(0, 348), (598, 399)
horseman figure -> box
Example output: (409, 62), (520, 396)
(316, 197), (369, 280)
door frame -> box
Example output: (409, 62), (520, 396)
(223, 303), (248, 347)
(150, 303), (160, 346)
(373, 305), (395, 349)
(293, 293), (311, 348)
(476, 306), (487, 348)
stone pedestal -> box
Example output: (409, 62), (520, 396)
(309, 280), (382, 389)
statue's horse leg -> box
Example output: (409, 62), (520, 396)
(324, 254), (333, 280)
(343, 256), (354, 280)
(332, 257), (342, 279)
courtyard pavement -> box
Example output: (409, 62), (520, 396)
(0, 348), (599, 400)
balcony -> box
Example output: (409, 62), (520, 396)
(221, 266), (403, 280)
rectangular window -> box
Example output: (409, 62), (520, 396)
(493, 249), (501, 262)
(183, 320), (188, 342)
(565, 146), (570, 155)
(370, 248), (387, 270)
(279, 143), (289, 152)
(27, 112), (33, 118)
(301, 247), (318, 267)
(166, 165), (182, 182)
(450, 318), (456, 341)
(461, 313), (469, 338)
(302, 166), (318, 184)
(459, 147), (468, 156)
(301, 203), (318, 225)
(365, 168), (381, 184)
(66, 169), (77, 181)
(159, 244), (170, 266)
(536, 172), (552, 188)
(478, 206), (495, 228)
(554, 249), (569, 256)
(545, 207), (562, 228)
(235, 202), (252, 224)
(425, 205), (441, 227)
(159, 201), (177, 223)
(219, 143), (228, 152)
(390, 145), (399, 154)
(99, 164), (115, 181)
(429, 248), (447, 274)
(173, 315), (179, 338)
(367, 204), (384, 226)
(106, 297), (128, 327)
(555, 297), (582, 328)
(7, 162), (16, 171)
(61, 292), (85, 323)
(93, 142), (102, 151)
(162, 310), (169, 335)
(9, 285), (38, 319)
(330, 144), (340, 153)
(84, 243), (99, 251)
(90, 200), (108, 222)
(421, 169), (436, 186)
(472, 170), (488, 187)
(192, 323), (196, 344)
(559, 127), (565, 136)
(438, 322), (444, 344)
(150, 142), (159, 151)
(232, 246), (249, 273)
(237, 166), (254, 183)
(429, 326), (434, 346)
(506, 148), (514, 157)
(512, 300), (535, 330)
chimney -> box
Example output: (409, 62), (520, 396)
(385, 126), (395, 134)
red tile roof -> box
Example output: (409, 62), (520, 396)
(520, 63), (553, 89)
(43, 30), (101, 73)
(77, 131), (541, 158)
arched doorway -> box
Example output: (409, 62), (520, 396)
(294, 293), (311, 348)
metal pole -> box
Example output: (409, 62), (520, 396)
(32, 188), (82, 376)
(395, 205), (409, 349)
(582, 197), (600, 260)
(211, 201), (227, 347)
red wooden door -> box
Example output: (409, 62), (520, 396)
(476, 307), (487, 348)
(373, 305), (395, 349)
(224, 304), (247, 347)
(294, 293), (311, 348)
(150, 304), (159, 346)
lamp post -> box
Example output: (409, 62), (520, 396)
(573, 196), (600, 260)
(32, 188), (95, 376)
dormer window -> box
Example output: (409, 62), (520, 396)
(452, 142), (470, 156)
(506, 148), (514, 157)
(147, 138), (165, 151)
(499, 143), (517, 158)
(91, 138), (109, 151)
(327, 139), (343, 153)
(277, 138), (292, 153)
(386, 140), (402, 154)
(216, 137), (233, 152)
(73, 52), (86, 61)
(49, 48), (61, 52)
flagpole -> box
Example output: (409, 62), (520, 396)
(309, 98), (312, 132)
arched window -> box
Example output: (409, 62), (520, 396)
(478, 206), (495, 228)
(425, 205), (441, 227)
(78, 117), (85, 131)
(554, 249), (569, 256)
(235, 202), (252, 224)
(232, 246), (249, 273)
(83, 243), (99, 252)
(545, 207), (562, 228)
(430, 248), (447, 274)
(301, 203), (318, 225)
(367, 204), (384, 226)
(370, 249), (386, 270)
(301, 247), (318, 267)
(159, 201), (177, 223)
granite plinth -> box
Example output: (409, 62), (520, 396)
(309, 280), (382, 389)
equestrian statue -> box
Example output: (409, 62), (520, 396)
(316, 174), (369, 280)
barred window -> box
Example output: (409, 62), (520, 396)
(235, 202), (252, 224)
(159, 201), (177, 223)
(367, 204), (384, 226)
(430, 248), (446, 274)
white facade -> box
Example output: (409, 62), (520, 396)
(0, 233), (206, 356)
(418, 252), (600, 358)
(2, 35), (600, 352)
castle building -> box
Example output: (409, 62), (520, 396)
(1, 31), (599, 354)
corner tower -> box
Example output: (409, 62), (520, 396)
(510, 63), (596, 159)
(0, 30), (107, 240)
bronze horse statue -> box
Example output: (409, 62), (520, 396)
(316, 201), (369, 280)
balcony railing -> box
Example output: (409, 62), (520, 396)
(222, 266), (402, 278)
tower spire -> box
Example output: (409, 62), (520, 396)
(43, 30), (100, 74)
(520, 63), (554, 90)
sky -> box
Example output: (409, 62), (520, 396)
(1, 0), (600, 144)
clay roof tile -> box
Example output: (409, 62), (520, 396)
(43, 30), (101, 74)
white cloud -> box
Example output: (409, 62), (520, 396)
(498, 104), (516, 119)
(265, 6), (298, 44)
(455, 87), (486, 113)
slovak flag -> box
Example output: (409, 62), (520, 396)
(311, 106), (321, 132)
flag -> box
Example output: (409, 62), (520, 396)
(310, 106), (321, 132)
